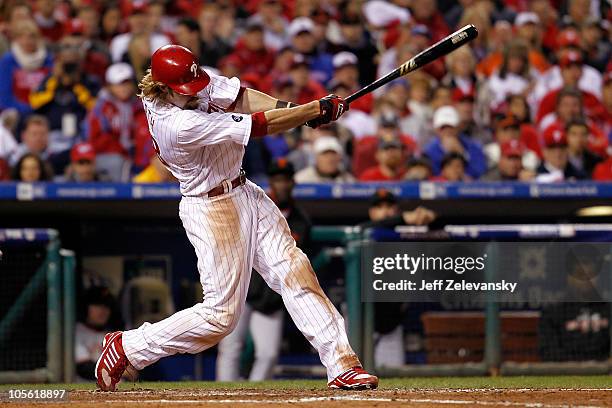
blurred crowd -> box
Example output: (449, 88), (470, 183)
(0, 0), (610, 184)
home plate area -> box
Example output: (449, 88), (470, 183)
(6, 387), (611, 408)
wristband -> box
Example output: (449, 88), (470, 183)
(251, 111), (268, 138)
(276, 100), (297, 109)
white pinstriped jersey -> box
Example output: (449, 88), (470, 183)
(142, 71), (252, 196)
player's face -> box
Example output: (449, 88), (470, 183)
(368, 202), (399, 221)
(269, 175), (294, 203)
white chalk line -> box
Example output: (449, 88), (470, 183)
(92, 395), (607, 408)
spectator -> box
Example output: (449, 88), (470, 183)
(87, 62), (141, 182)
(75, 287), (117, 381)
(288, 17), (333, 85)
(247, 0), (287, 51)
(227, 21), (275, 77)
(452, 88), (489, 144)
(294, 136), (354, 183)
(352, 112), (416, 177)
(174, 18), (205, 66)
(506, 94), (542, 157)
(109, 0), (170, 63)
(0, 20), (52, 116)
(62, 18), (111, 90)
(482, 140), (535, 181)
(287, 54), (326, 106)
(359, 134), (408, 182)
(217, 158), (309, 381)
(441, 46), (476, 96)
(566, 120), (602, 178)
(260, 46), (294, 94)
(99, 3), (122, 45)
(431, 152), (468, 182)
(330, 51), (373, 113)
(536, 51), (606, 128)
(540, 88), (608, 157)
(11, 152), (51, 182)
(9, 114), (50, 166)
(536, 127), (585, 182)
(476, 15), (550, 77)
(409, 0), (450, 42)
(515, 12), (544, 52)
(484, 116), (539, 171)
(33, 0), (63, 43)
(197, 3), (232, 69)
(29, 37), (99, 173)
(533, 28), (603, 102)
(61, 142), (106, 183)
(333, 14), (378, 86)
(400, 78), (434, 146)
(581, 17), (611, 73)
(486, 40), (541, 112)
(423, 106), (486, 179)
(404, 157), (433, 181)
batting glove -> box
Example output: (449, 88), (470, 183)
(318, 94), (349, 124)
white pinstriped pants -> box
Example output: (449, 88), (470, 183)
(122, 180), (360, 380)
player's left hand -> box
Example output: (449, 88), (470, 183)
(319, 94), (349, 123)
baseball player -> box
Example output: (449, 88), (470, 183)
(95, 45), (378, 391)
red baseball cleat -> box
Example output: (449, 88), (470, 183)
(327, 366), (379, 390)
(95, 331), (129, 391)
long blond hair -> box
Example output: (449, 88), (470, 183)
(138, 69), (171, 103)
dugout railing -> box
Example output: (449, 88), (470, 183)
(329, 224), (612, 377)
(0, 229), (76, 383)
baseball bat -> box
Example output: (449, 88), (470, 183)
(345, 24), (478, 104)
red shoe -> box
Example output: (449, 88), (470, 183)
(328, 366), (379, 390)
(95, 332), (129, 391)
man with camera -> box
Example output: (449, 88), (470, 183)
(29, 37), (99, 174)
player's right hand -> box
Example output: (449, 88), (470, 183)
(318, 94), (349, 124)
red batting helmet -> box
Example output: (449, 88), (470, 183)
(151, 45), (210, 96)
